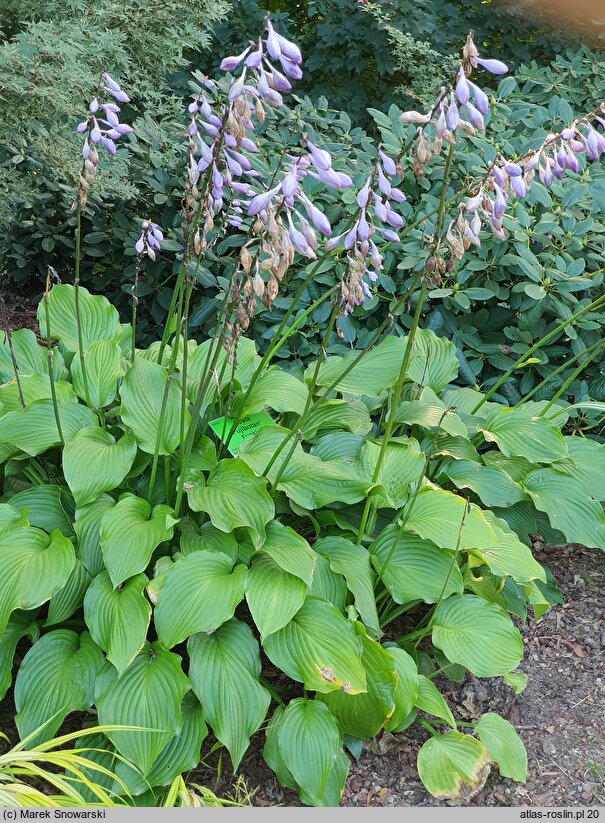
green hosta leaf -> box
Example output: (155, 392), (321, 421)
(63, 427), (137, 507)
(9, 485), (75, 535)
(310, 432), (365, 463)
(396, 398), (467, 438)
(263, 705), (299, 792)
(0, 613), (39, 702)
(277, 698), (342, 806)
(320, 622), (396, 739)
(384, 647), (418, 733)
(303, 400), (372, 438)
(261, 520), (316, 586)
(245, 554), (307, 641)
(74, 494), (116, 577)
(558, 436), (605, 500)
(239, 368), (308, 416)
(96, 642), (190, 776)
(476, 512), (546, 583)
(155, 551), (246, 648)
(475, 712), (527, 782)
(0, 374), (75, 413)
(443, 460), (526, 508)
(238, 427), (368, 510)
(114, 692), (207, 796)
(416, 675), (456, 728)
(0, 527), (75, 636)
(100, 495), (178, 587)
(0, 328), (66, 382)
(15, 630), (104, 744)
(0, 504), (28, 537)
(503, 672), (528, 694)
(404, 488), (498, 551)
(0, 399), (97, 458)
(523, 468), (605, 549)
(179, 519), (238, 563)
(84, 572), (151, 675)
(185, 459), (274, 548)
(37, 285), (121, 351)
(406, 328), (459, 393)
(417, 731), (490, 801)
(431, 434), (480, 463)
(464, 569), (527, 620)
(370, 526), (463, 604)
(479, 408), (567, 464)
(314, 536), (379, 638)
(263, 596), (366, 694)
(354, 437), (424, 508)
(187, 337), (260, 389)
(188, 618), (270, 770)
(45, 559), (92, 626)
(309, 554), (347, 612)
(432, 595), (523, 677)
(71, 340), (124, 408)
(120, 357), (188, 455)
(313, 336), (406, 397)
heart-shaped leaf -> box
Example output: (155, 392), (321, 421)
(0, 399), (97, 459)
(245, 553), (307, 640)
(0, 613), (39, 702)
(70, 340), (124, 408)
(417, 731), (490, 801)
(37, 284), (121, 351)
(475, 712), (527, 782)
(0, 328), (66, 382)
(63, 427), (137, 507)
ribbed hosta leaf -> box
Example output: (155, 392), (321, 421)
(155, 550), (246, 648)
(45, 558), (92, 626)
(120, 357), (188, 455)
(314, 536), (379, 637)
(99, 495), (178, 587)
(9, 485), (75, 535)
(558, 436), (605, 501)
(475, 712), (527, 782)
(84, 572), (151, 675)
(186, 458), (274, 548)
(74, 494), (116, 577)
(15, 630), (104, 744)
(261, 520), (316, 585)
(0, 527), (75, 636)
(0, 504), (28, 537)
(404, 488), (498, 551)
(370, 525), (463, 604)
(417, 731), (490, 801)
(320, 623), (396, 739)
(302, 399), (371, 438)
(96, 642), (190, 776)
(313, 336), (406, 397)
(188, 618), (270, 769)
(37, 284), (121, 351)
(354, 437), (424, 508)
(245, 553), (307, 641)
(523, 468), (605, 550)
(395, 397), (467, 438)
(0, 328), (66, 382)
(384, 647), (418, 733)
(432, 595), (523, 677)
(0, 613), (39, 702)
(479, 407), (567, 463)
(277, 699), (341, 806)
(443, 460), (527, 508)
(238, 367), (308, 416)
(0, 374), (75, 413)
(179, 519), (238, 563)
(476, 512), (546, 583)
(263, 596), (366, 694)
(63, 427), (137, 506)
(416, 675), (456, 729)
(406, 328), (459, 393)
(70, 339), (124, 408)
(0, 399), (97, 458)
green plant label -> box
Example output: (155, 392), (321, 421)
(209, 411), (274, 455)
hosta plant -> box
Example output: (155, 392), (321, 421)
(1, 283), (605, 804)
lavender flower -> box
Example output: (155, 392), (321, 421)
(135, 220), (164, 261)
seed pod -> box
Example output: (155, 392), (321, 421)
(240, 245), (253, 273)
(252, 272), (265, 297)
(247, 296), (257, 315)
(267, 275), (279, 302)
(193, 230), (202, 256)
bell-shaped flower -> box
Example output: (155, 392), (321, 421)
(475, 57), (508, 75)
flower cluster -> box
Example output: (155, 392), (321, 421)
(399, 34), (507, 173)
(73, 73), (132, 209)
(449, 109), (605, 252)
(326, 149), (406, 316)
(135, 220), (164, 261)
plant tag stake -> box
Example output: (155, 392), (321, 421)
(209, 410), (274, 455)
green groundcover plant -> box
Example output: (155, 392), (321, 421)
(2, 18), (605, 807)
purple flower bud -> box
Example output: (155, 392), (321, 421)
(570, 139), (585, 153)
(298, 193), (331, 236)
(90, 119), (102, 143)
(492, 165), (507, 188)
(468, 81), (489, 115)
(265, 89), (284, 107)
(377, 164), (391, 197)
(188, 119), (198, 136)
(188, 100), (199, 114)
(504, 160), (523, 177)
(325, 232), (346, 252)
(275, 31), (302, 65)
(373, 195), (388, 223)
(379, 150), (396, 176)
(76, 121), (88, 134)
(201, 121), (219, 138)
(229, 69), (247, 101)
(266, 66), (292, 93)
(220, 48), (251, 72)
(525, 151), (541, 171)
(135, 236), (145, 254)
(357, 176), (372, 208)
(465, 101), (485, 131)
(564, 146), (579, 172)
(104, 87), (130, 104)
(89, 97), (100, 113)
(539, 159), (554, 188)
(357, 210), (370, 242)
(560, 127), (575, 140)
(386, 210), (404, 229)
(147, 234), (161, 251)
(287, 213), (315, 257)
(82, 140), (91, 160)
(212, 166), (224, 190)
(344, 223), (359, 250)
(313, 167), (343, 188)
(511, 175), (527, 197)
(436, 109), (447, 138)
(456, 67), (470, 105)
(389, 188), (406, 203)
(103, 107), (120, 128)
(101, 137), (117, 155)
(240, 137), (258, 153)
(369, 241), (383, 270)
(586, 127), (600, 161)
(492, 184), (507, 219)
(307, 140), (332, 171)
(246, 41), (263, 68)
(247, 186), (279, 215)
(281, 169), (299, 197)
(475, 57), (508, 75)
(102, 73), (120, 92)
(376, 227), (399, 243)
(231, 181), (255, 196)
(147, 247), (156, 262)
(446, 94), (459, 131)
(266, 20), (282, 60)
